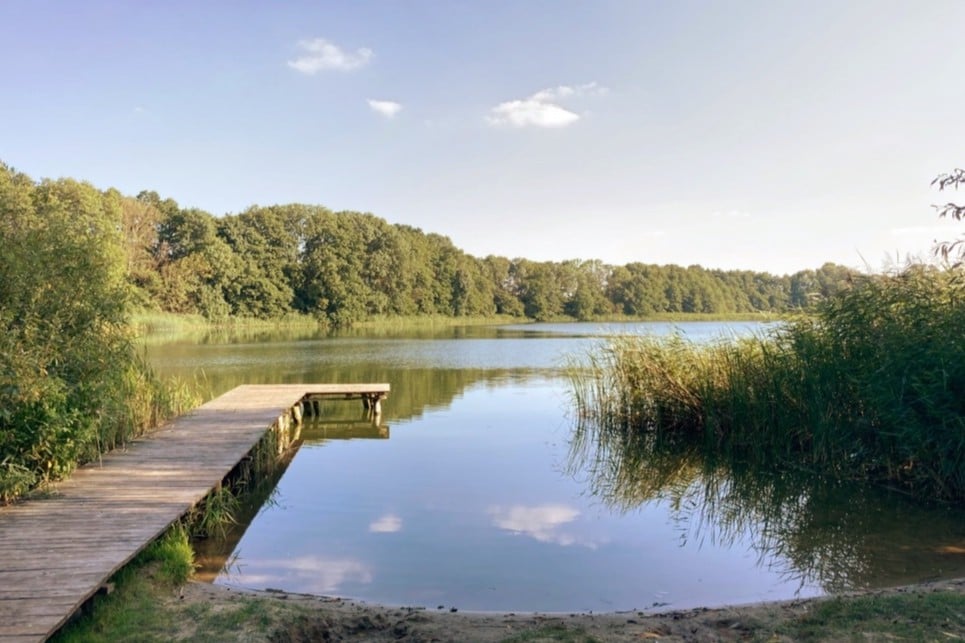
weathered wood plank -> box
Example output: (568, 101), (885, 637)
(0, 383), (388, 642)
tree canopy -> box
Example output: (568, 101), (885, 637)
(3, 160), (861, 331)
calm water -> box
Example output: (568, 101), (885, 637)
(145, 321), (965, 613)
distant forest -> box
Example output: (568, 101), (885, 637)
(18, 163), (859, 326)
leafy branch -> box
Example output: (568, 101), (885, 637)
(932, 168), (965, 263)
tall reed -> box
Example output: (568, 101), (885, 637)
(569, 267), (965, 502)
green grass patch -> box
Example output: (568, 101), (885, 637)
(777, 591), (965, 641)
(141, 523), (195, 586)
(51, 525), (190, 643)
(131, 310), (322, 334)
(501, 625), (602, 642)
(350, 313), (522, 329)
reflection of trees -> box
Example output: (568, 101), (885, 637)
(568, 413), (965, 593)
(144, 329), (551, 422)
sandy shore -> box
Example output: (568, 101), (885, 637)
(171, 577), (965, 642)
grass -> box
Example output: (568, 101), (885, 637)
(776, 591), (965, 641)
(53, 410), (302, 641)
(501, 625), (602, 642)
(569, 266), (965, 502)
(131, 310), (322, 334)
(189, 485), (241, 538)
(50, 525), (193, 643)
(350, 313), (523, 329)
(144, 523), (196, 585)
(53, 562), (965, 642)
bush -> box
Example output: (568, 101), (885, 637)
(0, 163), (194, 501)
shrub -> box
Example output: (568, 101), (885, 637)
(0, 163), (194, 501)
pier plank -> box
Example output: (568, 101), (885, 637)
(0, 383), (388, 642)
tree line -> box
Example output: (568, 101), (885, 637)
(124, 190), (855, 326)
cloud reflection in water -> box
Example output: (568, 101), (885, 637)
(228, 555), (373, 595)
(369, 513), (403, 533)
(489, 503), (597, 548)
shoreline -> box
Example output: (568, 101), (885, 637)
(164, 576), (965, 642)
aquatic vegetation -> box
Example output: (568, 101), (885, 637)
(567, 395), (965, 592)
(570, 266), (965, 502)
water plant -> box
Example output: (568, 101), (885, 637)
(190, 485), (241, 539)
(569, 265), (965, 502)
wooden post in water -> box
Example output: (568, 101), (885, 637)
(362, 393), (383, 417)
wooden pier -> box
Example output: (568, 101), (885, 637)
(0, 383), (389, 642)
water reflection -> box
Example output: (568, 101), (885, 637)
(369, 514), (403, 533)
(150, 323), (964, 611)
(238, 555), (375, 595)
(488, 504), (595, 549)
(569, 415), (965, 593)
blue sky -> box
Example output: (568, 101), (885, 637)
(2, 1), (963, 275)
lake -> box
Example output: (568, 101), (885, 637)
(145, 321), (965, 613)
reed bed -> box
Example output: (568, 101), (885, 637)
(569, 267), (965, 502)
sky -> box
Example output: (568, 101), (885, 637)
(2, 0), (964, 275)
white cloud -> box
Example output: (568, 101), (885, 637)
(288, 38), (373, 74)
(367, 99), (402, 118)
(487, 100), (580, 128)
(487, 82), (607, 128)
(369, 513), (402, 533)
(530, 82), (609, 103)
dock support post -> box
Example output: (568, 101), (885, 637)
(291, 402), (303, 426)
(362, 395), (383, 416)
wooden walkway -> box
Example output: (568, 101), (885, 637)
(0, 383), (389, 642)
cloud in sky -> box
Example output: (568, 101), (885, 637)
(288, 38), (373, 73)
(367, 99), (402, 118)
(486, 82), (607, 128)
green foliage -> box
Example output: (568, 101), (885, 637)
(105, 177), (852, 325)
(189, 485), (240, 538)
(141, 523), (196, 586)
(50, 525), (194, 642)
(933, 168), (965, 263)
(778, 591), (965, 641)
(570, 267), (965, 501)
(0, 163), (195, 501)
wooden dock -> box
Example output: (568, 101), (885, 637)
(0, 383), (389, 642)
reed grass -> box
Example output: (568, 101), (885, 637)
(569, 267), (965, 502)
(584, 311), (784, 323)
(131, 310), (322, 334)
(188, 486), (240, 539)
(349, 313), (521, 329)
